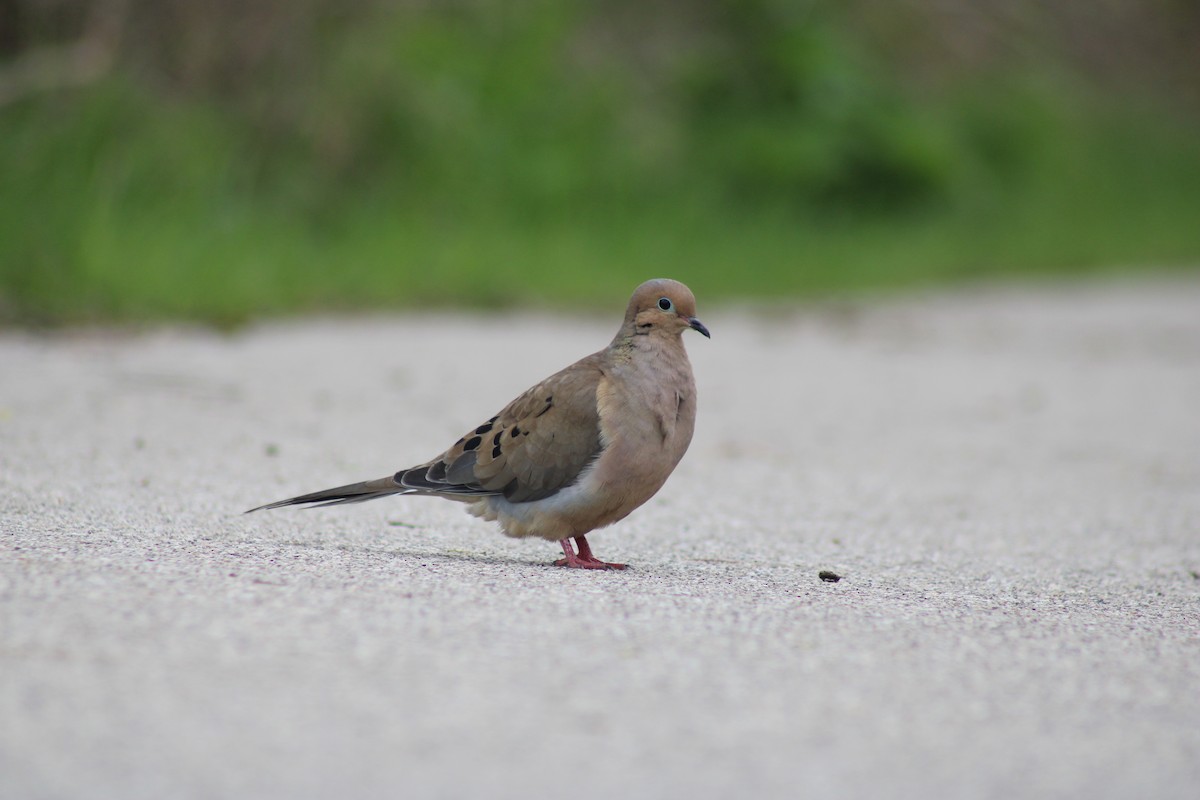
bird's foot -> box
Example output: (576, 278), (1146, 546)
(555, 536), (627, 570)
(553, 554), (628, 570)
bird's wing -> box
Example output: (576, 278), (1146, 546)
(398, 352), (607, 503)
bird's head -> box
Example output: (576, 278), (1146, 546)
(624, 279), (710, 340)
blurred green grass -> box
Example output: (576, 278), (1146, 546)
(2, 1), (1199, 325)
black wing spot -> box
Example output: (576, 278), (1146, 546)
(491, 445), (503, 459)
(464, 436), (482, 451)
(510, 426), (521, 438)
(492, 431), (503, 447)
(475, 422), (493, 435)
(535, 397), (553, 418)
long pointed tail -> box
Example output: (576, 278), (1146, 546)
(245, 475), (405, 512)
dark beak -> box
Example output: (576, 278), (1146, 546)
(687, 317), (711, 339)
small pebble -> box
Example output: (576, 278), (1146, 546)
(819, 570), (842, 583)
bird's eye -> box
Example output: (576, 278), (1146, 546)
(658, 297), (673, 311)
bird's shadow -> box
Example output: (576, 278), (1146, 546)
(274, 538), (627, 572)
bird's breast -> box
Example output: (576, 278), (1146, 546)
(594, 354), (696, 485)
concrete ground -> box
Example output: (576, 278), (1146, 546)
(2, 277), (1199, 799)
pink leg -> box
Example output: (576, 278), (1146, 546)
(554, 535), (627, 570)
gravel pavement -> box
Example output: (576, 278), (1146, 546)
(2, 278), (1199, 799)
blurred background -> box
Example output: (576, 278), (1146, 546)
(1, 0), (1198, 325)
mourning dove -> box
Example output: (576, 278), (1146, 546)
(248, 278), (709, 569)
